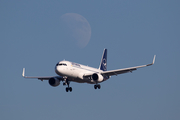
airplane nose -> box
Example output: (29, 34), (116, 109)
(55, 66), (61, 75)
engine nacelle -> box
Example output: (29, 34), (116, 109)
(48, 77), (60, 87)
(92, 73), (104, 82)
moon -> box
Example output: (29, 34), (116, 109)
(60, 13), (91, 48)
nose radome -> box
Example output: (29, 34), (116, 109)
(55, 66), (61, 75)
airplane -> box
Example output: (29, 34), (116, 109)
(22, 49), (156, 92)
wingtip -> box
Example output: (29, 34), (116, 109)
(152, 55), (156, 64)
(22, 68), (25, 77)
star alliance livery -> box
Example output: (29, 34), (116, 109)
(22, 49), (156, 92)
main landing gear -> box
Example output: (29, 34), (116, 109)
(66, 87), (72, 92)
(94, 84), (101, 89)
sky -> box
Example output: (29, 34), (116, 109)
(0, 0), (180, 120)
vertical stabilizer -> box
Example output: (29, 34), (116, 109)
(99, 49), (107, 71)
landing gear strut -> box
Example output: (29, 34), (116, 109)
(63, 77), (72, 92)
(94, 84), (101, 89)
(64, 80), (72, 92)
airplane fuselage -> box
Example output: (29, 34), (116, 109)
(55, 61), (109, 84)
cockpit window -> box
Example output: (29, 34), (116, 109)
(56, 63), (67, 66)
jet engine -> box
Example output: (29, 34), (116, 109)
(92, 73), (104, 82)
(49, 77), (60, 87)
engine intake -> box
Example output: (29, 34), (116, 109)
(92, 73), (98, 81)
(49, 77), (60, 87)
(92, 73), (103, 82)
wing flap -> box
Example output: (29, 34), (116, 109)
(102, 68), (137, 76)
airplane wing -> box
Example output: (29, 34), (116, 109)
(101, 55), (156, 76)
(22, 68), (63, 81)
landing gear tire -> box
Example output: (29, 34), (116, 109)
(69, 87), (72, 92)
(94, 84), (101, 89)
(97, 84), (101, 89)
(66, 87), (72, 92)
(66, 87), (69, 92)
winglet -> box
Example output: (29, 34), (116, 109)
(22, 68), (25, 77)
(152, 55), (156, 64)
(147, 55), (156, 66)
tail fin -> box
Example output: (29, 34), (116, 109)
(99, 49), (107, 71)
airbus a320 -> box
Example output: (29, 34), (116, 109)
(22, 49), (156, 92)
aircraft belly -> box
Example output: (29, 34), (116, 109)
(68, 76), (95, 84)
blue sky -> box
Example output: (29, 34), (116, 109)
(0, 0), (180, 120)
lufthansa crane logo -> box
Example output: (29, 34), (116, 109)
(102, 58), (107, 71)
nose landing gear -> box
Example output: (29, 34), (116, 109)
(63, 77), (72, 92)
(65, 81), (72, 92)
